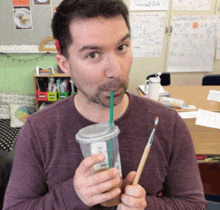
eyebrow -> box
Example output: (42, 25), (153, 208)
(79, 33), (131, 53)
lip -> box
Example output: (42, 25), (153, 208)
(107, 89), (122, 96)
(105, 91), (123, 99)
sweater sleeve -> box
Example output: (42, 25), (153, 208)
(3, 120), (90, 210)
(145, 112), (207, 210)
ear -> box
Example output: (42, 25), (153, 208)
(56, 54), (71, 76)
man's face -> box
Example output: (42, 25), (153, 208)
(65, 15), (133, 107)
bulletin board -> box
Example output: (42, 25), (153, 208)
(0, 0), (62, 51)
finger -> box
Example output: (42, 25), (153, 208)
(117, 203), (143, 210)
(90, 187), (121, 206)
(121, 193), (147, 209)
(122, 171), (136, 192)
(124, 171), (137, 185)
(125, 185), (146, 198)
(88, 175), (121, 196)
(77, 153), (105, 175)
(87, 167), (120, 187)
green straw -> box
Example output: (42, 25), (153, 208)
(109, 91), (114, 168)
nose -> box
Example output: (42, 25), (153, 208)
(104, 53), (122, 78)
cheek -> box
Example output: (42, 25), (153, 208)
(123, 54), (133, 77)
(69, 64), (104, 89)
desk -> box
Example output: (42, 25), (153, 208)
(137, 86), (220, 155)
(138, 86), (220, 196)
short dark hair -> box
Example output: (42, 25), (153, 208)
(52, 0), (130, 58)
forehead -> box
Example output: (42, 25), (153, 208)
(69, 15), (129, 47)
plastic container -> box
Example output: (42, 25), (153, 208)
(58, 92), (69, 100)
(75, 122), (122, 207)
(37, 90), (48, 101)
(47, 92), (57, 101)
(148, 77), (161, 101)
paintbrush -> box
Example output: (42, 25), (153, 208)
(133, 117), (159, 185)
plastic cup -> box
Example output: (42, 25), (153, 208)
(75, 122), (122, 207)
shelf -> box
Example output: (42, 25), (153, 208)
(34, 72), (70, 78)
(33, 72), (74, 110)
(0, 45), (57, 54)
(197, 160), (220, 164)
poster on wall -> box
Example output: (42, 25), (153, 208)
(130, 12), (166, 57)
(13, 6), (33, 30)
(34, 0), (51, 6)
(130, 0), (169, 11)
(172, 0), (212, 11)
(167, 15), (216, 72)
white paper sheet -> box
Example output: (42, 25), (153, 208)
(195, 109), (220, 129)
(172, 0), (212, 11)
(168, 15), (216, 72)
(178, 111), (198, 119)
(207, 90), (220, 102)
(130, 0), (169, 11)
(130, 12), (166, 57)
(216, 16), (220, 59)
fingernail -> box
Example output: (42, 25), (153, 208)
(117, 204), (121, 210)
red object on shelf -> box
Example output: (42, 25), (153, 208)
(37, 90), (48, 101)
(196, 155), (209, 160)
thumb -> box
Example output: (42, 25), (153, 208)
(122, 171), (137, 189)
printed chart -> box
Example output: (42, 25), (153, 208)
(130, 12), (166, 57)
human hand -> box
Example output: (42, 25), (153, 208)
(73, 153), (121, 206)
(117, 171), (147, 210)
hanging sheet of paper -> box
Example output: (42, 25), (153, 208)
(172, 0), (212, 11)
(167, 15), (216, 72)
(130, 0), (169, 11)
(195, 109), (220, 129)
(216, 16), (220, 59)
(130, 12), (166, 57)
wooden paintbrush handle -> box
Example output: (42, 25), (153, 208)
(133, 146), (151, 185)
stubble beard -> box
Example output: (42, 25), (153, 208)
(79, 78), (128, 108)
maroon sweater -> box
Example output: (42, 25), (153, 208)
(3, 93), (206, 210)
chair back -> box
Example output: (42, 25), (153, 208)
(202, 75), (220, 85)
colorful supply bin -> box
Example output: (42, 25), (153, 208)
(58, 92), (69, 100)
(47, 92), (58, 101)
(37, 90), (48, 101)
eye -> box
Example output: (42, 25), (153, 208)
(88, 52), (99, 59)
(118, 44), (128, 52)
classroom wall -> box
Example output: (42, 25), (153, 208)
(1, 54), (219, 96)
(0, 54), (57, 95)
(126, 0), (220, 94)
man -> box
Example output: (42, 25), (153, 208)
(3, 0), (206, 209)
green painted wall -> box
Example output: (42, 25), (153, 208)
(0, 54), (57, 95)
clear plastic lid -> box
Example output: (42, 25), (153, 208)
(75, 122), (120, 144)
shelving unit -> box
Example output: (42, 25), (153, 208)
(33, 72), (74, 110)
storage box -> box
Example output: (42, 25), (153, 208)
(37, 90), (48, 101)
(47, 92), (57, 101)
(58, 92), (69, 100)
